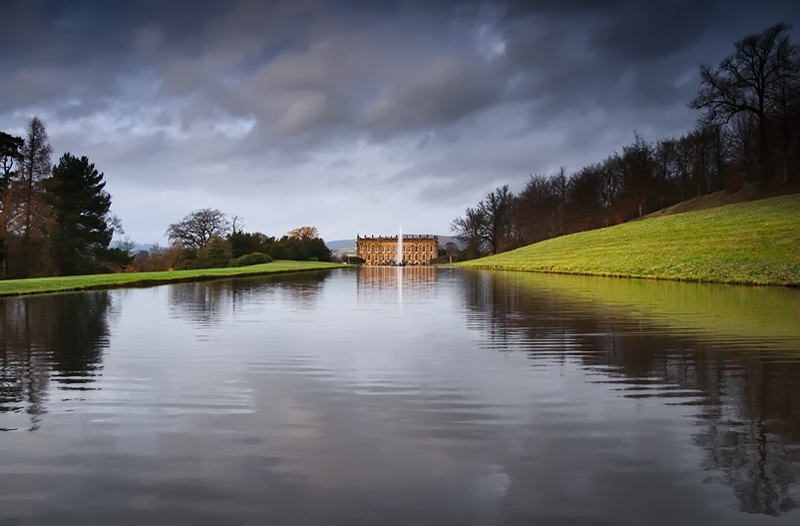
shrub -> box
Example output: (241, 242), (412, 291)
(171, 237), (234, 270)
(231, 252), (273, 267)
(200, 236), (234, 268)
(170, 247), (199, 270)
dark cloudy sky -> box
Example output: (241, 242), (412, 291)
(2, 0), (799, 244)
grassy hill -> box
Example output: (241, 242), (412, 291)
(457, 193), (800, 286)
(642, 179), (800, 219)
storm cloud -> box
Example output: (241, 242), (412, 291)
(1, 0), (798, 243)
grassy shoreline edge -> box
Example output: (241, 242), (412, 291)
(0, 261), (347, 297)
(455, 194), (800, 287)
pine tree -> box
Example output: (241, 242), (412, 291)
(47, 153), (118, 275)
(0, 131), (24, 277)
(0, 131), (24, 191)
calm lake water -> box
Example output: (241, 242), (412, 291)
(2, 267), (800, 525)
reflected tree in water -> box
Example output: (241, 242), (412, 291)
(277, 271), (331, 311)
(693, 358), (800, 515)
(461, 270), (800, 516)
(168, 281), (233, 326)
(0, 291), (113, 427)
(231, 273), (332, 313)
(168, 271), (333, 326)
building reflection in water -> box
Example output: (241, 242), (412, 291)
(357, 266), (438, 309)
(0, 291), (113, 430)
(459, 270), (800, 516)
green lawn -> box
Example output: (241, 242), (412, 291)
(0, 261), (345, 297)
(458, 194), (800, 286)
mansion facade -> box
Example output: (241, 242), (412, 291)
(356, 235), (439, 266)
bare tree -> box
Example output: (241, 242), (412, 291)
(2, 118), (55, 276)
(479, 185), (515, 255)
(514, 174), (560, 242)
(621, 133), (656, 217)
(451, 206), (486, 259)
(552, 167), (568, 234)
(568, 164), (604, 230)
(166, 208), (231, 250)
(231, 215), (244, 234)
(691, 23), (800, 184)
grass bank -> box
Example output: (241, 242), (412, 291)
(0, 261), (345, 297)
(457, 194), (800, 286)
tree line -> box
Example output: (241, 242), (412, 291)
(1, 118), (129, 278)
(132, 209), (331, 272)
(452, 23), (800, 259)
(1, 118), (332, 279)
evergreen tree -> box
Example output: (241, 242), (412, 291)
(0, 131), (24, 191)
(47, 153), (119, 275)
(0, 131), (24, 277)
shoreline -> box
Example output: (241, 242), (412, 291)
(0, 261), (347, 298)
(451, 264), (800, 287)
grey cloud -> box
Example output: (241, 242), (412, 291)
(3, 0), (800, 242)
(362, 58), (502, 134)
(588, 0), (719, 61)
(494, 2), (738, 127)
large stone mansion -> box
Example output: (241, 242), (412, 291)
(356, 234), (438, 266)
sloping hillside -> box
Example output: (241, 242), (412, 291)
(643, 179), (800, 219)
(458, 194), (800, 286)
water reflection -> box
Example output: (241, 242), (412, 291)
(2, 269), (800, 523)
(0, 291), (113, 428)
(167, 280), (232, 326)
(696, 358), (800, 515)
(461, 270), (800, 516)
(357, 266), (438, 308)
(168, 270), (333, 326)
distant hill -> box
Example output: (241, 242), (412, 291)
(113, 242), (154, 254)
(326, 239), (356, 251)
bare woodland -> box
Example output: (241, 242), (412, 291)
(452, 24), (800, 259)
